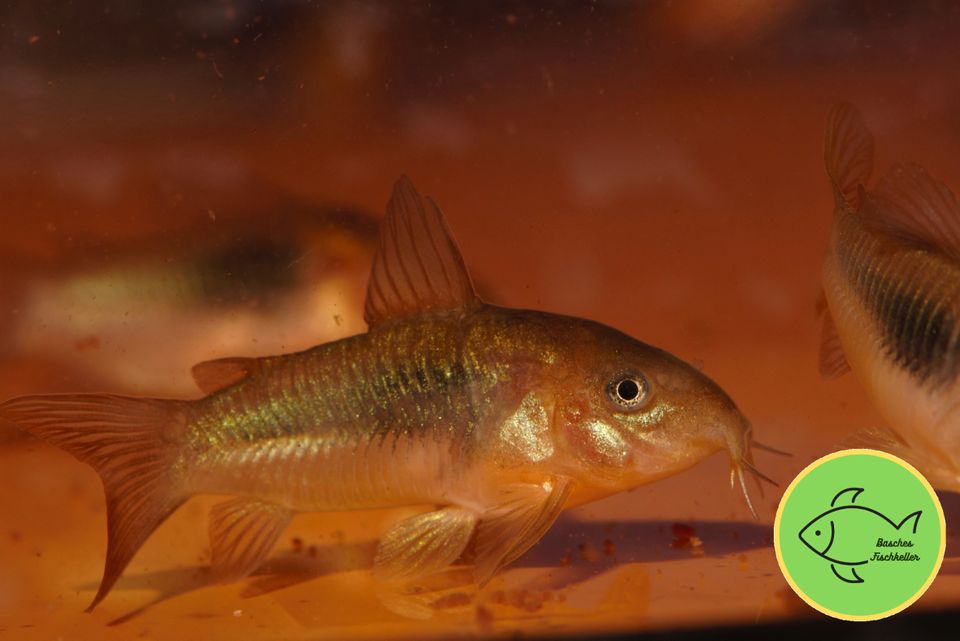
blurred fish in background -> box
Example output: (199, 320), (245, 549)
(1, 191), (377, 397)
(0, 1), (391, 398)
(821, 103), (960, 492)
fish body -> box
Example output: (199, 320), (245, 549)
(797, 487), (920, 583)
(185, 305), (735, 512)
(820, 104), (960, 489)
(1, 177), (763, 611)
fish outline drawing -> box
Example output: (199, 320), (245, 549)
(798, 486), (921, 584)
(0, 176), (776, 613)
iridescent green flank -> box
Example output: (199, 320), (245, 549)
(184, 306), (561, 503)
(836, 211), (960, 388)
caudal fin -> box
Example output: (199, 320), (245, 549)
(897, 510), (922, 534)
(0, 394), (191, 611)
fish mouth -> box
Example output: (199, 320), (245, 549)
(726, 423), (783, 520)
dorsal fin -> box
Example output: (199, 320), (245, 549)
(364, 176), (480, 328)
(192, 356), (260, 394)
(824, 102), (874, 211)
(831, 487), (864, 506)
(864, 161), (960, 254)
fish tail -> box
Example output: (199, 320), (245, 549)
(0, 393), (192, 611)
(897, 510), (922, 534)
(824, 102), (874, 211)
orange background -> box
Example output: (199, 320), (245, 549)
(0, 2), (957, 638)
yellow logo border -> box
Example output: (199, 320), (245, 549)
(773, 448), (946, 621)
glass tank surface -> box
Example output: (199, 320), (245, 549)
(0, 2), (958, 639)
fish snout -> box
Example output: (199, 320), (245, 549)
(704, 399), (775, 519)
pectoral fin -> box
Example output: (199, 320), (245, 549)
(374, 507), (478, 581)
(831, 563), (864, 584)
(473, 476), (572, 584)
(209, 498), (292, 581)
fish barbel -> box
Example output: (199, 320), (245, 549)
(820, 103), (960, 489)
(1, 176), (768, 611)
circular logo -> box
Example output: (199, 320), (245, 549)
(774, 449), (945, 621)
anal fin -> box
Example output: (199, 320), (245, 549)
(373, 507), (477, 581)
(209, 498), (292, 581)
(831, 563), (864, 584)
(473, 476), (572, 584)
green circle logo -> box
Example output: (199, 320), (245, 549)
(774, 449), (945, 621)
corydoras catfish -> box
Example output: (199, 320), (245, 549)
(1, 177), (769, 612)
(821, 103), (960, 490)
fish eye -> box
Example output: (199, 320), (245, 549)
(607, 373), (649, 411)
(815, 530), (821, 536)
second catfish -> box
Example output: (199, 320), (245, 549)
(821, 104), (960, 491)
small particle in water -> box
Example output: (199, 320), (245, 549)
(670, 523), (696, 548)
(671, 523), (705, 556)
(333, 314), (342, 326)
(577, 541), (599, 563)
(602, 539), (616, 557)
(689, 536), (705, 556)
(28, 35), (40, 45)
(559, 549), (572, 567)
(74, 336), (101, 352)
(232, 609), (242, 617)
(291, 537), (304, 553)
